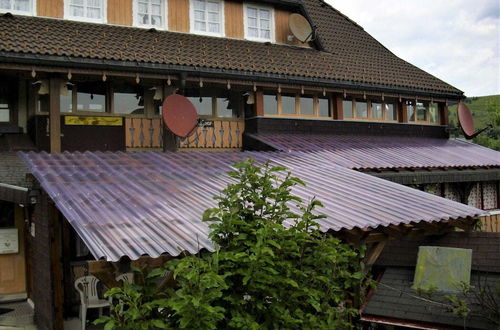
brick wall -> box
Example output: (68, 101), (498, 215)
(32, 191), (55, 330)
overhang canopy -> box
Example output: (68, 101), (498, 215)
(20, 151), (482, 262)
(248, 134), (500, 170)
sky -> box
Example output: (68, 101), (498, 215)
(327, 0), (500, 97)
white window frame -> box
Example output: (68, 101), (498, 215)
(132, 0), (167, 30)
(243, 3), (274, 42)
(0, 0), (35, 16)
(64, 0), (107, 24)
(189, 0), (225, 37)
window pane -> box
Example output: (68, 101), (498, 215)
(76, 82), (106, 112)
(194, 10), (204, 20)
(248, 27), (258, 37)
(429, 103), (439, 123)
(318, 98), (329, 117)
(247, 7), (257, 17)
(343, 100), (353, 118)
(406, 101), (415, 121)
(260, 19), (270, 30)
(194, 21), (206, 31)
(0, 0), (11, 10)
(263, 94), (277, 115)
(416, 102), (426, 121)
(259, 9), (269, 19)
(15, 0), (30, 11)
(87, 7), (100, 18)
(260, 30), (270, 39)
(60, 84), (73, 112)
(208, 22), (219, 33)
(0, 109), (9, 122)
(71, 5), (84, 16)
(207, 1), (218, 12)
(385, 103), (396, 121)
(138, 2), (147, 13)
(216, 97), (240, 118)
(248, 17), (257, 27)
(193, 0), (204, 10)
(372, 102), (383, 119)
(208, 12), (218, 22)
(356, 101), (368, 118)
(300, 96), (314, 116)
(188, 96), (212, 116)
(281, 95), (296, 115)
(113, 85), (144, 114)
(71, 0), (84, 5)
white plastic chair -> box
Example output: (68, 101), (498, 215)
(74, 275), (110, 330)
(115, 272), (134, 285)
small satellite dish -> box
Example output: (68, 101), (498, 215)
(289, 13), (314, 43)
(162, 94), (198, 138)
(457, 102), (492, 139)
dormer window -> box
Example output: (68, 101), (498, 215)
(190, 0), (224, 37)
(0, 0), (34, 15)
(244, 4), (274, 42)
(65, 0), (106, 24)
(133, 0), (166, 29)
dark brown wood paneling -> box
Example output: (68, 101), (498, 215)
(61, 121), (125, 152)
(245, 117), (449, 138)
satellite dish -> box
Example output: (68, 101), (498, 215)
(457, 102), (492, 139)
(162, 94), (198, 138)
(289, 13), (314, 43)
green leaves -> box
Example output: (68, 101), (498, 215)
(97, 158), (365, 329)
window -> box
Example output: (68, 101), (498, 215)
(318, 98), (330, 117)
(343, 100), (353, 118)
(60, 83), (74, 113)
(190, 0), (223, 37)
(133, 0), (165, 29)
(429, 103), (439, 123)
(300, 96), (314, 116)
(280, 94), (296, 115)
(343, 98), (398, 121)
(244, 4), (273, 42)
(263, 94), (278, 115)
(76, 81), (107, 112)
(407, 100), (440, 124)
(65, 0), (106, 23)
(113, 84), (144, 115)
(355, 100), (368, 118)
(0, 0), (33, 15)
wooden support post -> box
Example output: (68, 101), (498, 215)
(49, 78), (61, 153)
(399, 101), (408, 123)
(440, 102), (449, 126)
(254, 90), (264, 117)
(365, 240), (388, 266)
(334, 96), (344, 120)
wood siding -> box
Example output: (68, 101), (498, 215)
(37, 0), (63, 18)
(225, 1), (244, 39)
(108, 0), (133, 26)
(125, 118), (163, 149)
(179, 120), (244, 149)
(481, 213), (500, 233)
(275, 8), (307, 46)
(0, 206), (26, 296)
(169, 0), (189, 32)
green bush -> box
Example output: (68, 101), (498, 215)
(96, 159), (365, 329)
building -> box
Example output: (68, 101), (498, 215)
(0, 0), (498, 329)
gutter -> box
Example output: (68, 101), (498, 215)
(0, 183), (28, 204)
(0, 51), (463, 100)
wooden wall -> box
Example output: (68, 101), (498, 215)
(225, 1), (244, 39)
(169, 0), (189, 32)
(33, 0), (302, 46)
(108, 0), (133, 26)
(481, 213), (500, 233)
(37, 0), (63, 18)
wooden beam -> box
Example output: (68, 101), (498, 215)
(88, 261), (120, 289)
(255, 89), (264, 117)
(49, 78), (61, 153)
(365, 240), (388, 266)
(334, 96), (343, 120)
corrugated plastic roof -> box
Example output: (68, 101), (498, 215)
(20, 151), (482, 262)
(248, 134), (500, 170)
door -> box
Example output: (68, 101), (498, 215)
(0, 202), (27, 301)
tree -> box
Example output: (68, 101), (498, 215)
(97, 159), (365, 329)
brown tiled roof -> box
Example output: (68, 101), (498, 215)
(0, 0), (462, 97)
